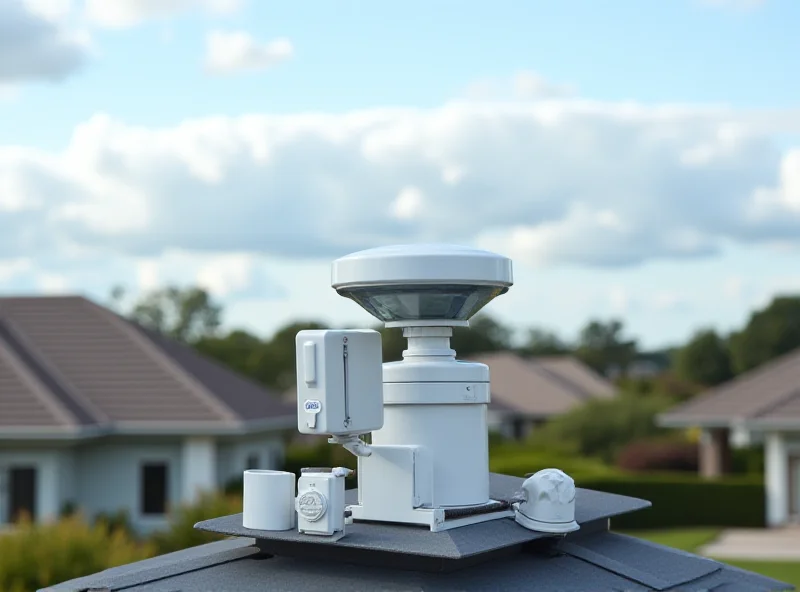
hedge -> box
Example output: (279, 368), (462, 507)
(578, 474), (765, 530)
(0, 515), (153, 592)
(489, 448), (614, 481)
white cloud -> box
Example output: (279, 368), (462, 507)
(751, 276), (800, 310)
(83, 0), (243, 28)
(133, 250), (282, 299)
(0, 91), (799, 269)
(441, 164), (464, 185)
(465, 70), (574, 101)
(608, 286), (632, 314)
(36, 272), (70, 293)
(23, 0), (73, 21)
(512, 71), (574, 100)
(652, 291), (689, 312)
(136, 259), (161, 292)
(748, 149), (800, 217)
(0, 0), (88, 83)
(722, 276), (746, 300)
(204, 31), (293, 75)
(391, 186), (424, 221)
(0, 258), (32, 282)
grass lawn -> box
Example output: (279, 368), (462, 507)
(620, 528), (800, 589)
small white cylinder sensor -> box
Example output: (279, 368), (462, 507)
(513, 468), (579, 534)
(242, 470), (296, 531)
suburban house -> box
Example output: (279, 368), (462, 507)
(0, 296), (295, 533)
(658, 347), (800, 527)
(467, 352), (616, 439)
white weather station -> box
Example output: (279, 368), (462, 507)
(241, 245), (578, 539)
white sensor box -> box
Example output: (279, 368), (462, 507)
(295, 329), (383, 436)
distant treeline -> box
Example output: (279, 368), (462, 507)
(107, 285), (800, 394)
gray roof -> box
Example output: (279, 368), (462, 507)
(659, 347), (800, 428)
(44, 473), (791, 591)
(0, 296), (294, 438)
(468, 352), (615, 417)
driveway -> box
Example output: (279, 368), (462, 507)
(700, 527), (800, 561)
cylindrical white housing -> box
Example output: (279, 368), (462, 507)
(378, 353), (492, 508)
(242, 470), (296, 531)
(372, 402), (489, 507)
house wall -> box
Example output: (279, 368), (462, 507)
(487, 410), (512, 439)
(0, 432), (286, 532)
(181, 437), (217, 504)
(217, 434), (285, 488)
(75, 439), (183, 534)
(765, 432), (789, 527)
(0, 446), (64, 525)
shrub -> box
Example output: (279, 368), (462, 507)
(731, 445), (765, 476)
(581, 474), (765, 529)
(528, 392), (675, 463)
(93, 508), (135, 538)
(150, 492), (243, 555)
(0, 514), (153, 592)
(489, 445), (614, 481)
(616, 438), (698, 473)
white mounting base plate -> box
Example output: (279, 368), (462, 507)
(347, 500), (514, 533)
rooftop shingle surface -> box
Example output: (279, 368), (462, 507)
(42, 475), (791, 591)
(43, 530), (791, 592)
(0, 295), (294, 435)
(660, 347), (800, 426)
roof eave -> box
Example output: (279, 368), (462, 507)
(739, 418), (800, 431)
(0, 415), (297, 441)
(656, 414), (747, 429)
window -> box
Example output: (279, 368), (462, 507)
(8, 466), (37, 522)
(141, 463), (168, 515)
(246, 453), (260, 470)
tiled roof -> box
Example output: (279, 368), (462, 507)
(0, 296), (295, 437)
(660, 347), (800, 427)
(468, 352), (616, 417)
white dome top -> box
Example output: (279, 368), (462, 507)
(331, 244), (513, 289)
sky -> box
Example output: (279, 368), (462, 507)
(1, 0), (800, 350)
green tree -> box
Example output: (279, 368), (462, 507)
(730, 296), (800, 374)
(674, 328), (733, 386)
(518, 327), (570, 357)
(194, 330), (266, 379)
(530, 391), (674, 463)
(378, 326), (406, 362)
(129, 286), (222, 343)
(107, 284), (127, 313)
(575, 319), (637, 376)
(451, 314), (513, 356)
(259, 320), (329, 391)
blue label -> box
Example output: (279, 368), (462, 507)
(304, 399), (321, 412)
